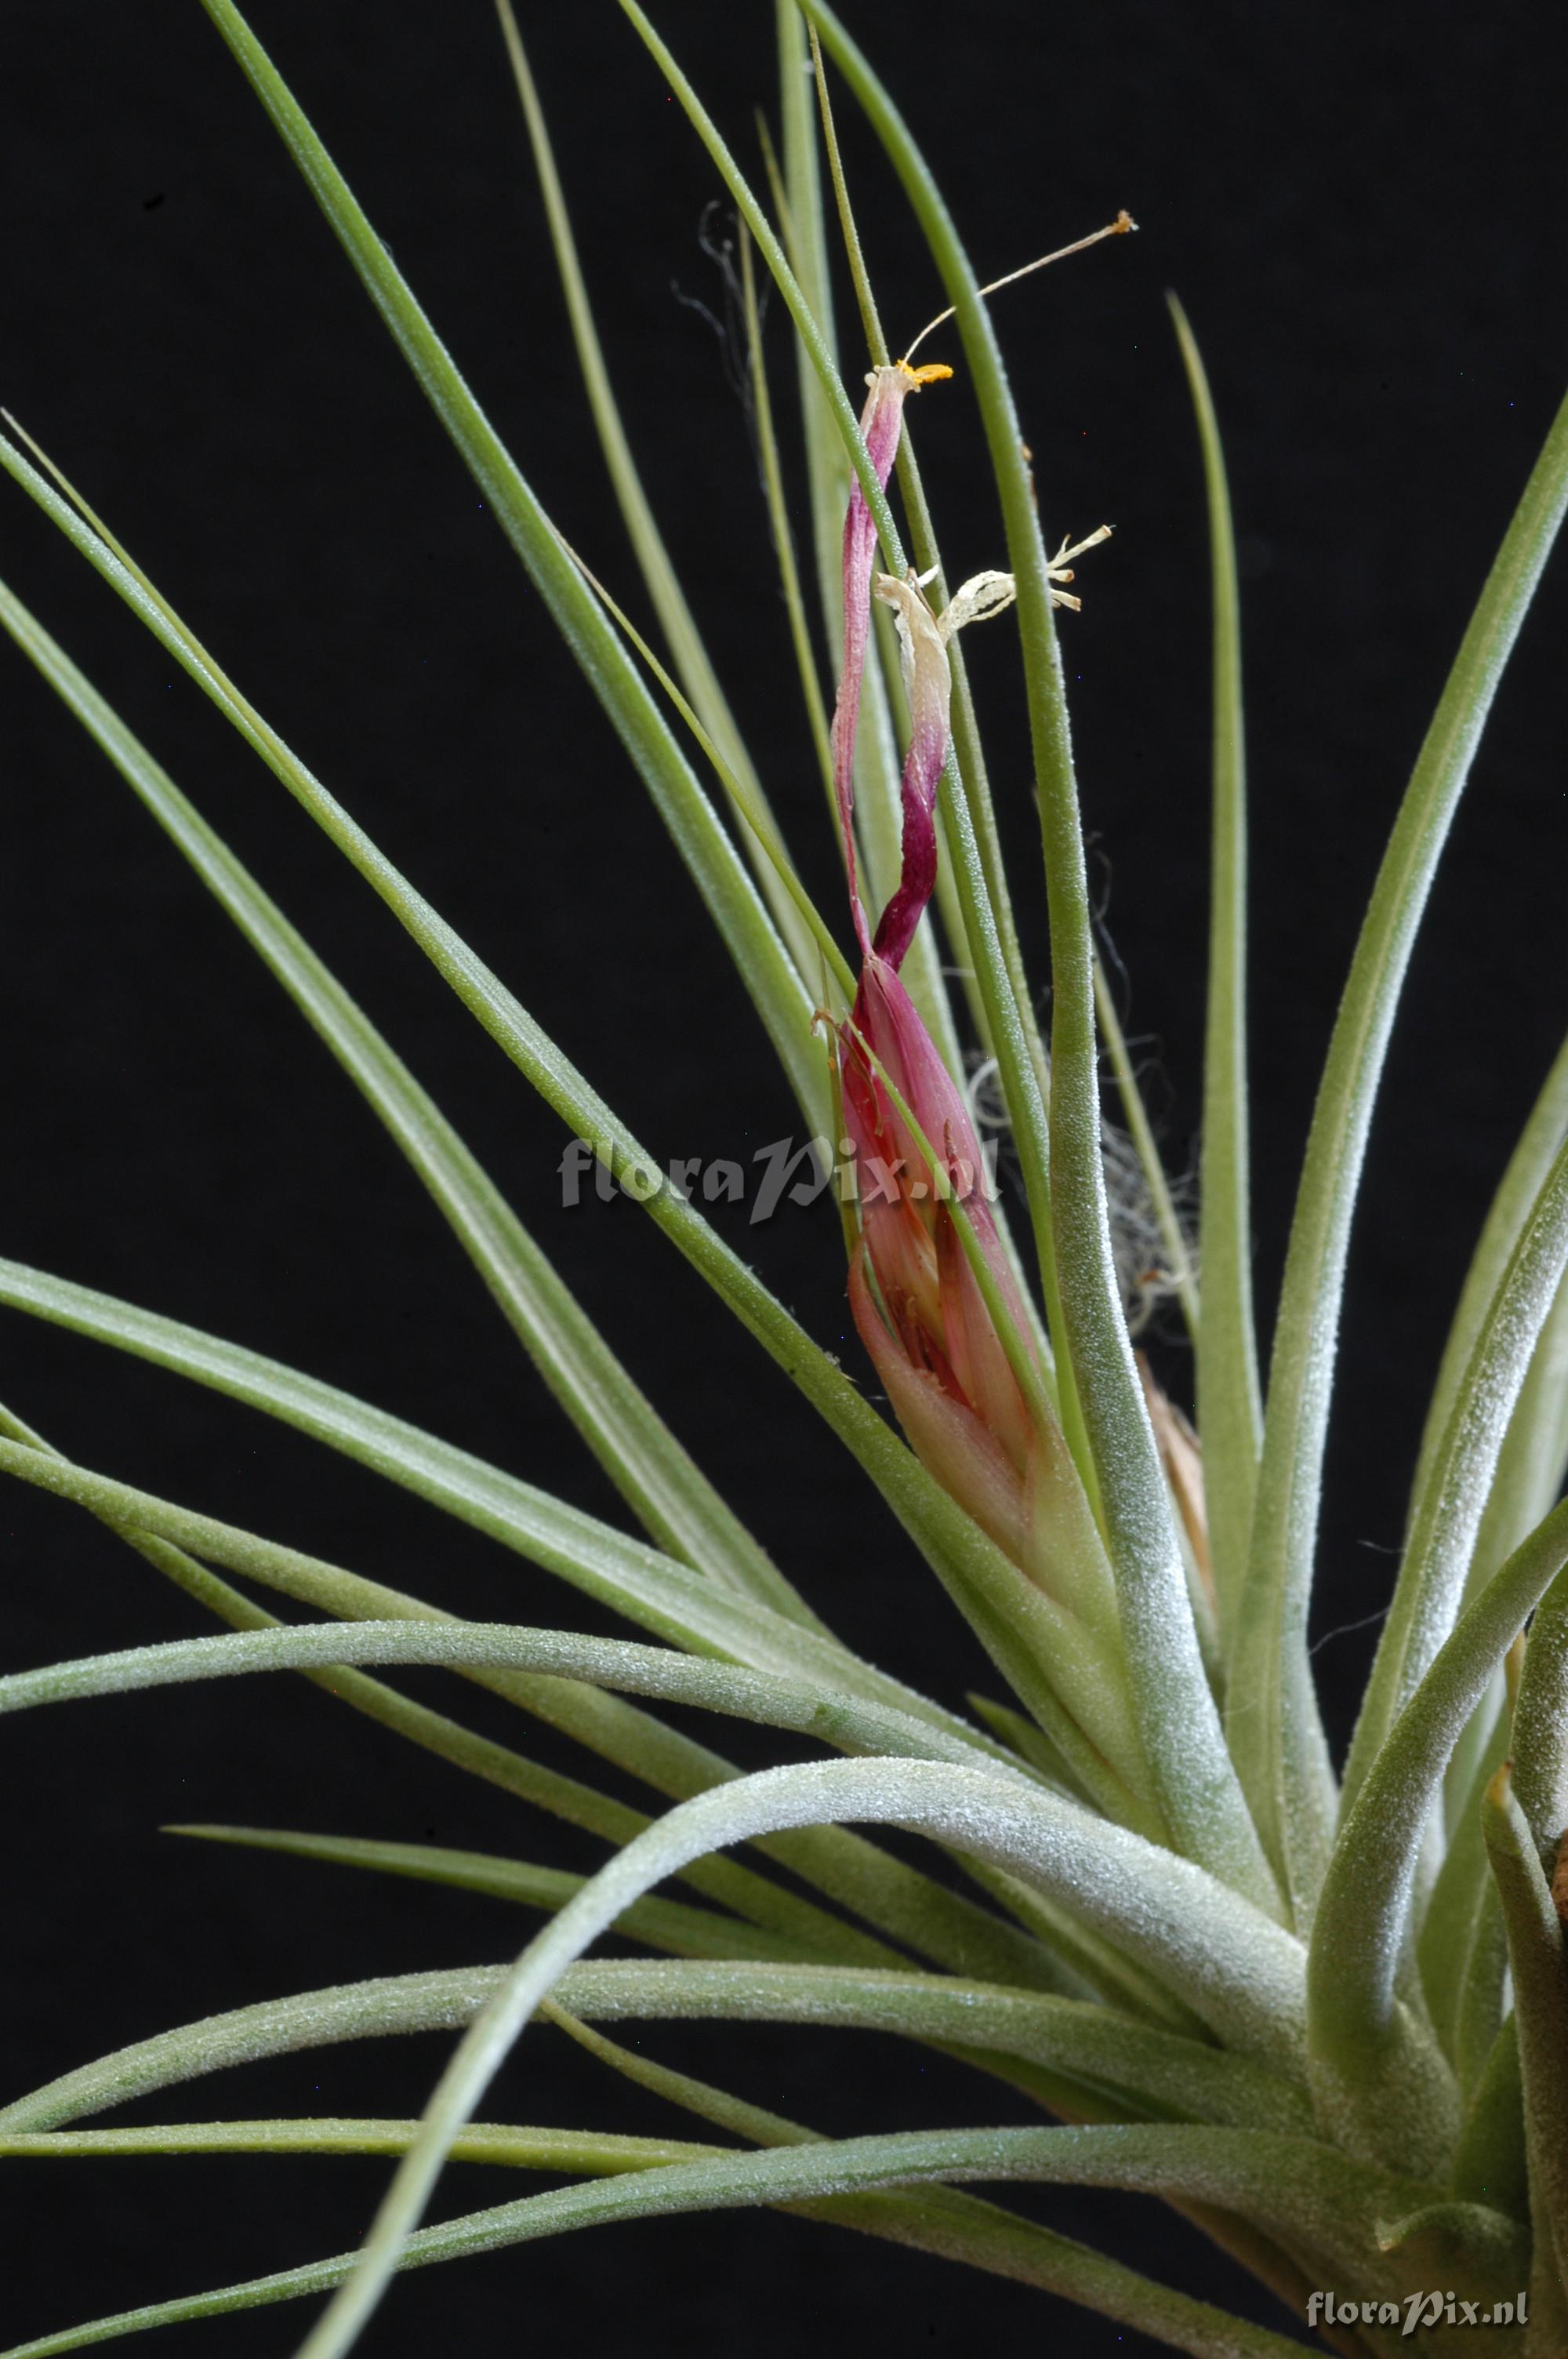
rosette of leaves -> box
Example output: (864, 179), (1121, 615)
(2, 5), (1566, 2356)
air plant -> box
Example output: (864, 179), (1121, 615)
(2, 3), (1568, 2356)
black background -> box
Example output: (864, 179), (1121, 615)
(2, 0), (1566, 2350)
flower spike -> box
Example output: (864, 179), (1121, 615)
(823, 356), (1118, 1649)
(829, 361), (949, 956)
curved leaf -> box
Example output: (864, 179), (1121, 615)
(528, 1957), (1312, 2135)
(1226, 369), (1568, 1921)
(0, 1614), (1051, 1793)
(2, 39), (1095, 1765)
(1308, 1499), (1568, 2175)
(183, 7), (827, 1130)
(0, 1434), (1014, 1764)
(1481, 1767), (1568, 2344)
(2, 1435), (1107, 2008)
(0, 2118), (717, 2169)
(1170, 296), (1262, 1624)
(493, 1), (820, 982)
(0, 1256), (1149, 1809)
(278, 1750), (1304, 2354)
(296, 2115), (1422, 2359)
(170, 1826), (833, 1966)
(0, 547), (815, 1630)
(0, 2164), (1316, 2359)
(1346, 1132), (1568, 1804)
(1410, 1026), (1568, 1550)
(1508, 1560), (1568, 1854)
(0, 1404), (1016, 1976)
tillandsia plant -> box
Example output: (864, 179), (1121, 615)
(3, 2), (1568, 2355)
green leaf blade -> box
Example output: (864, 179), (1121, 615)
(1229, 373), (1568, 1921)
(1169, 296), (1262, 1627)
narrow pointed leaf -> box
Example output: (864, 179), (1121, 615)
(1170, 296), (1262, 1624)
(527, 1957), (1314, 2135)
(278, 1749), (1308, 2359)
(0, 403), (1111, 1760)
(1411, 1025), (1568, 1545)
(774, 0), (845, 656)
(1418, 1701), (1512, 2057)
(0, 1614), (1056, 1794)
(0, 1250), (1161, 1785)
(0, 2119), (717, 2169)
(494, 0), (820, 983)
(0, 1501), (862, 1951)
(1345, 1132), (1568, 1805)
(3, 1410), (1095, 2001)
(1308, 1499), (1568, 2175)
(190, 0), (828, 1129)
(1227, 373), (1568, 1920)
(1512, 1560), (1568, 1856)
(0, 1403), (1014, 1972)
(169, 1826), (832, 1965)
(0, 548), (817, 1631)
(546, 1998), (815, 2146)
(0, 1967), (512, 2135)
(735, 224), (835, 801)
(295, 2113), (1423, 2359)
(0, 2167), (1316, 2359)
(1482, 1767), (1568, 2335)
(0, 1438), (1034, 1773)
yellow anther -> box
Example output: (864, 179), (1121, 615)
(895, 360), (954, 387)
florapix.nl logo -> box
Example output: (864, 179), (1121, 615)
(557, 1133), (1001, 1224)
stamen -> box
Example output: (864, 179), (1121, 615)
(1047, 524), (1112, 611)
(900, 209), (1136, 368)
